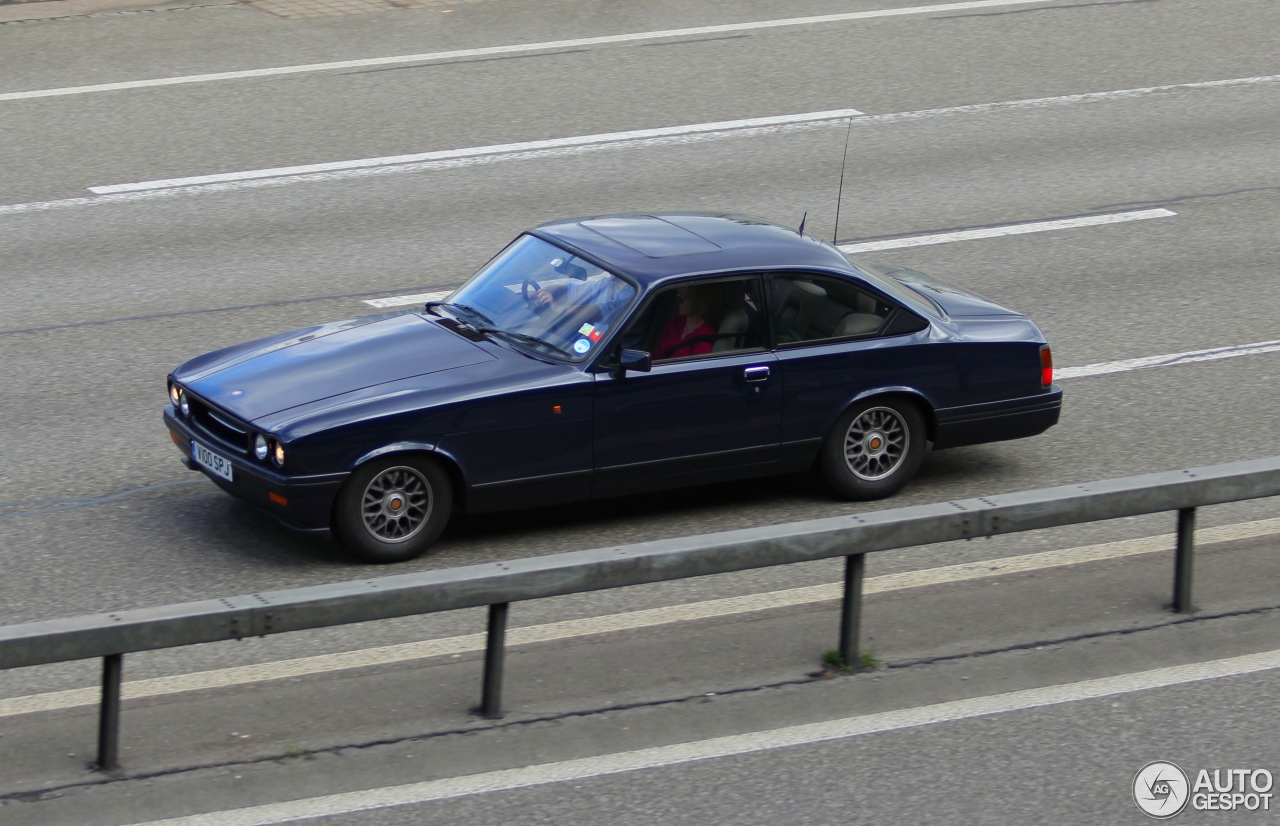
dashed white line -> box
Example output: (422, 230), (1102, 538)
(1058, 340), (1280, 380)
(82, 72), (1280, 198)
(125, 647), (1280, 826)
(4, 518), (1275, 720)
(1, 1), (1060, 103)
(362, 290), (452, 309)
(88, 110), (864, 195)
(363, 208), (1175, 310)
(2, 74), (1278, 218)
(837, 208), (1176, 254)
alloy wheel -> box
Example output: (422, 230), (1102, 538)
(843, 406), (910, 481)
(360, 466), (432, 543)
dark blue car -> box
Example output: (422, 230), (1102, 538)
(164, 213), (1061, 562)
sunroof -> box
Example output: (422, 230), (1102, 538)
(579, 216), (723, 258)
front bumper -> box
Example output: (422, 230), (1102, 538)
(164, 409), (346, 532)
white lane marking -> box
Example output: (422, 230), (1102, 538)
(126, 647), (1280, 826)
(2, 73), (1278, 218)
(362, 290), (452, 309)
(88, 109), (864, 194)
(1059, 340), (1280, 380)
(1, 1), (1060, 103)
(838, 208), (1176, 254)
(4, 517), (1276, 720)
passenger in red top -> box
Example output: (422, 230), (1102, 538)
(655, 285), (721, 360)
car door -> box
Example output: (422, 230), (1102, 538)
(592, 275), (781, 498)
(767, 272), (939, 470)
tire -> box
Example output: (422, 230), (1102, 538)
(819, 397), (926, 500)
(332, 454), (452, 563)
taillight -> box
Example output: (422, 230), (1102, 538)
(1040, 345), (1053, 386)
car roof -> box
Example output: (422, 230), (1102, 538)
(529, 212), (858, 287)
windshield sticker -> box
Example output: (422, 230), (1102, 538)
(572, 338), (592, 354)
(587, 328), (603, 342)
(578, 323), (596, 336)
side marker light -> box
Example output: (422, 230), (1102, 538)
(268, 492), (287, 506)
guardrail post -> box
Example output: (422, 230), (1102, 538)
(1173, 507), (1196, 613)
(839, 554), (866, 669)
(97, 653), (123, 771)
(481, 603), (509, 719)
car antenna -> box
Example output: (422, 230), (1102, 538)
(797, 211), (807, 236)
(832, 116), (854, 245)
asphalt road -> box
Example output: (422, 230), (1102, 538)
(1, 0), (1279, 822)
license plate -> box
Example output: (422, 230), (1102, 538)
(191, 440), (234, 482)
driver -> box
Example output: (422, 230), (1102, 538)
(533, 277), (635, 329)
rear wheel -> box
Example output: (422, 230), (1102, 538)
(819, 398), (926, 500)
(333, 455), (452, 563)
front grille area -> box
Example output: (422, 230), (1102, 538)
(187, 394), (251, 455)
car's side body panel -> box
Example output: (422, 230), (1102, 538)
(591, 351), (783, 498)
(438, 367), (596, 513)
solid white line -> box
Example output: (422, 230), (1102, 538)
(362, 290), (452, 309)
(1058, 340), (1280, 380)
(2, 73), (1277, 218)
(837, 208), (1176, 253)
(1, 1), (1060, 103)
(127, 647), (1280, 826)
(87, 110), (864, 194)
(4, 518), (1276, 720)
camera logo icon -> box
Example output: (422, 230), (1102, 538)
(1134, 761), (1191, 819)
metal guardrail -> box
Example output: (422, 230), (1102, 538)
(3, 456), (1280, 770)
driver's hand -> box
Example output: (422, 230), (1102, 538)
(534, 288), (556, 308)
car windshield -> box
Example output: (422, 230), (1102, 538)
(443, 235), (637, 361)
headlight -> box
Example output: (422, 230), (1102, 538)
(178, 390), (190, 417)
(271, 442), (285, 467)
(254, 434), (269, 461)
(168, 383), (181, 405)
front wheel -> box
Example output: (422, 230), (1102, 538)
(333, 455), (452, 563)
(819, 398), (926, 500)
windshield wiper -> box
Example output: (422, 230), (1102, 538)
(441, 302), (494, 325)
(474, 327), (566, 355)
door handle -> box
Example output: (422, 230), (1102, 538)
(744, 366), (771, 382)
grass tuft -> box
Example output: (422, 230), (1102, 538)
(821, 648), (880, 673)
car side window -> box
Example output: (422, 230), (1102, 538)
(621, 277), (767, 362)
(769, 274), (895, 346)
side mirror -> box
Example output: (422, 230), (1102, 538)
(614, 349), (651, 378)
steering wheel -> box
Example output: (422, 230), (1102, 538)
(522, 279), (545, 312)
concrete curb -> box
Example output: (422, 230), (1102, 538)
(0, 0), (236, 23)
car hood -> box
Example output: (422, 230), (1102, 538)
(174, 312), (495, 420)
(873, 265), (1021, 317)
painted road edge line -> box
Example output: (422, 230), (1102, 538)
(125, 647), (1280, 826)
(87, 110), (864, 194)
(2, 1), (1059, 103)
(837, 208), (1176, 253)
(4, 517), (1276, 719)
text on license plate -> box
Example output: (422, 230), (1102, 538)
(192, 441), (234, 481)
